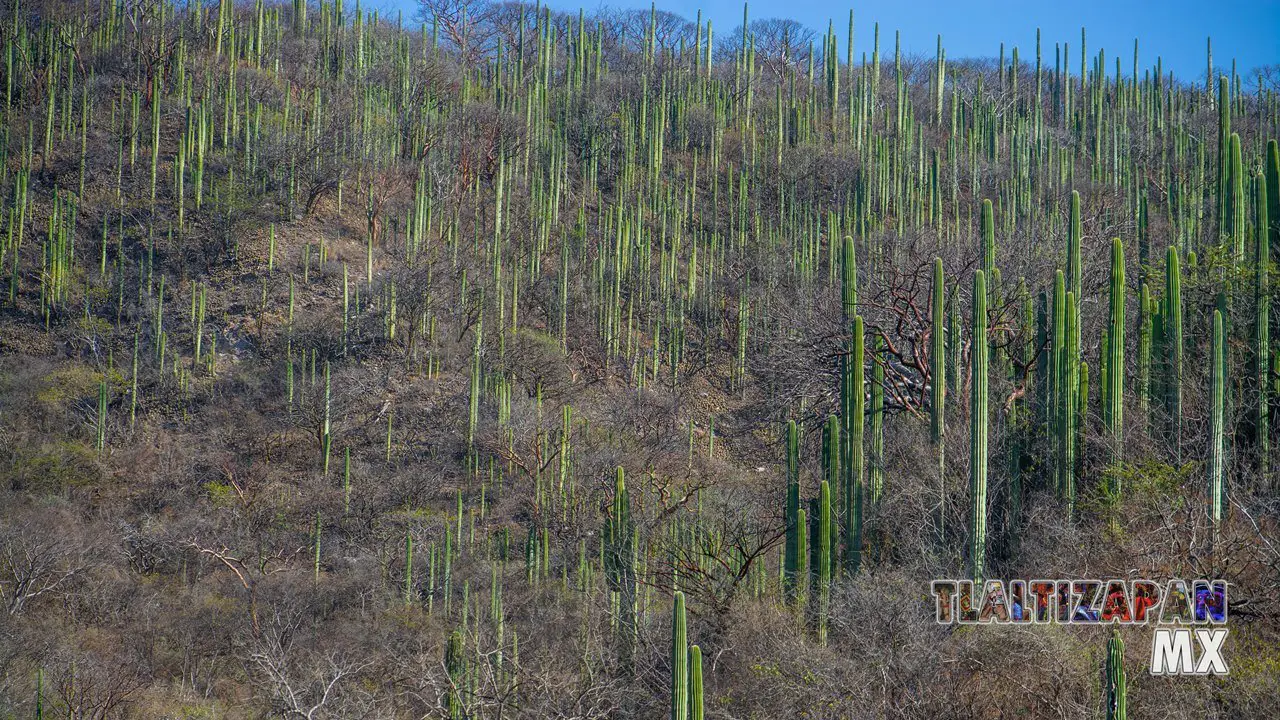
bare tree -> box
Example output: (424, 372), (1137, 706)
(0, 508), (95, 616)
(417, 0), (500, 63)
(609, 8), (694, 55)
(487, 1), (540, 65)
(48, 649), (147, 720)
(718, 18), (815, 81)
(248, 607), (373, 720)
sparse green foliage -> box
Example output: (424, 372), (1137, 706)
(0, 4), (1275, 717)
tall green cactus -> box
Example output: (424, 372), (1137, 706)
(795, 505), (807, 598)
(808, 480), (832, 644)
(34, 667), (43, 720)
(843, 316), (865, 574)
(1105, 238), (1125, 474)
(1062, 291), (1079, 516)
(1138, 191), (1150, 275)
(322, 360), (332, 474)
(445, 629), (465, 720)
(930, 259), (946, 542)
(1079, 360), (1090, 486)
(1068, 191), (1082, 319)
(1106, 631), (1127, 720)
(969, 270), (988, 583)
(313, 511), (322, 585)
(1255, 171), (1270, 480)
(1036, 289), (1050, 447)
(1165, 247), (1183, 460)
(96, 379), (108, 456)
(948, 283), (962, 396)
(1229, 133), (1245, 261)
(869, 335), (885, 503)
(784, 419), (800, 601)
(842, 235), (857, 320)
(1216, 75), (1231, 240)
(1210, 310), (1225, 546)
(1275, 348), (1280, 490)
(1009, 279), (1033, 542)
(1268, 141), (1280, 255)
(980, 199), (995, 286)
(1051, 271), (1065, 494)
(671, 591), (688, 720)
(1138, 284), (1153, 431)
(823, 415), (840, 491)
(822, 415), (840, 578)
(689, 644), (704, 720)
(605, 467), (637, 670)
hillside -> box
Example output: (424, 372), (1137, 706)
(0, 1), (1278, 717)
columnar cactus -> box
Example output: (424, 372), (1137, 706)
(605, 467), (637, 669)
(467, 314), (483, 452)
(808, 480), (832, 643)
(1268, 141), (1280, 253)
(1229, 133), (1245, 261)
(1062, 291), (1079, 516)
(1255, 171), (1270, 480)
(1138, 284), (1153, 431)
(980, 199), (996, 287)
(948, 285), (963, 397)
(1036, 290), (1050, 440)
(1011, 279), (1033, 526)
(445, 630), (465, 720)
(823, 415), (840, 491)
(1106, 631), (1127, 720)
(969, 270), (988, 582)
(1079, 360), (1090, 481)
(1051, 271), (1065, 493)
(1210, 310), (1225, 546)
(795, 506), (807, 597)
(1216, 75), (1231, 239)
(822, 415), (840, 577)
(1105, 238), (1125, 472)
(784, 420), (800, 601)
(96, 379), (108, 455)
(1165, 247), (1183, 460)
(869, 336), (886, 503)
(559, 406), (572, 513)
(1275, 348), (1280, 486)
(322, 360), (332, 474)
(1138, 191), (1150, 274)
(671, 591), (688, 720)
(1068, 191), (1082, 319)
(842, 235), (857, 320)
(844, 316), (865, 573)
(689, 644), (704, 720)
(931, 259), (946, 541)
(313, 511), (322, 585)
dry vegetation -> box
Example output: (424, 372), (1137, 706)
(0, 0), (1278, 718)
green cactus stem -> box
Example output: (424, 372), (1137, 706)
(969, 270), (989, 582)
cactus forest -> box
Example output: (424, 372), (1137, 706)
(0, 0), (1278, 717)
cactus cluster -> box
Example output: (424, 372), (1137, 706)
(0, 0), (1275, 715)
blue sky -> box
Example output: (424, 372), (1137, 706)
(368, 0), (1279, 82)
